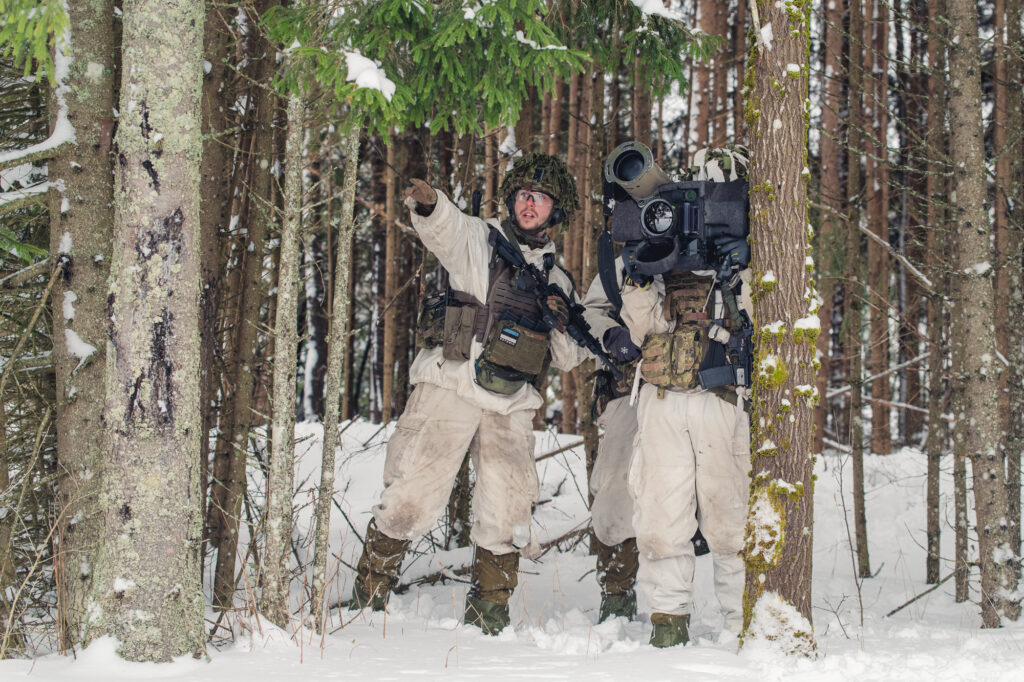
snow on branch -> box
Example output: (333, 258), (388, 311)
(0, 183), (51, 215)
(0, 24), (75, 172)
(629, 0), (684, 21)
(344, 51), (396, 102)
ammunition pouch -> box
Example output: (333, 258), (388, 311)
(415, 292), (447, 350)
(415, 288), (485, 361)
(442, 294), (482, 361)
(640, 328), (708, 390)
(474, 314), (551, 395)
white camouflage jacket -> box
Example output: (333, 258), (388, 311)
(406, 189), (588, 415)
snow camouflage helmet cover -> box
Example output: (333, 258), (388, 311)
(684, 144), (750, 182)
(499, 152), (580, 217)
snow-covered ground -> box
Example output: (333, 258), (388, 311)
(4, 420), (1023, 681)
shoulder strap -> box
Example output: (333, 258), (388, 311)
(597, 229), (623, 313)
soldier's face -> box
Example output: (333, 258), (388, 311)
(514, 189), (554, 231)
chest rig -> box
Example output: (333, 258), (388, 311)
(640, 271), (720, 392)
(415, 221), (555, 395)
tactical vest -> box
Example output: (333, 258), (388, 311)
(415, 222), (556, 395)
(640, 271), (718, 391)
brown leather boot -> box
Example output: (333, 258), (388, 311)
(351, 519), (410, 611)
(464, 546), (519, 634)
(596, 537), (639, 622)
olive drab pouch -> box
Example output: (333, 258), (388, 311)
(442, 301), (478, 361)
(415, 291), (447, 350)
(640, 329), (706, 390)
(475, 315), (551, 395)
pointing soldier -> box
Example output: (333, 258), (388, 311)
(351, 154), (588, 635)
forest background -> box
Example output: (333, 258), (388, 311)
(0, 0), (1022, 667)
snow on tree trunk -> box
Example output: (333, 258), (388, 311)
(311, 126), (359, 630)
(47, 0), (115, 650)
(86, 0), (204, 661)
(741, 0), (817, 657)
(262, 92), (305, 628)
(946, 0), (1019, 627)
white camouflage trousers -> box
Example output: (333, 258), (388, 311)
(589, 396), (638, 547)
(372, 382), (540, 556)
(629, 384), (751, 630)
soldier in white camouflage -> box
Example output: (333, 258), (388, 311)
(351, 153), (589, 636)
(618, 145), (753, 648)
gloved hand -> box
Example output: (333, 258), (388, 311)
(603, 326), (640, 362)
(544, 294), (569, 332)
(403, 178), (437, 210)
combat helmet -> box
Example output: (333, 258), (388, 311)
(684, 144), (750, 182)
(499, 152), (580, 227)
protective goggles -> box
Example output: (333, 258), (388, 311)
(515, 190), (554, 207)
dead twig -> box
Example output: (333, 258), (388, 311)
(885, 572), (956, 618)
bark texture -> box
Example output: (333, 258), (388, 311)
(87, 0), (205, 660)
(845, 0), (871, 579)
(946, 0), (1018, 626)
(261, 93), (305, 627)
(48, 0), (116, 649)
(741, 0), (817, 655)
(311, 127), (360, 630)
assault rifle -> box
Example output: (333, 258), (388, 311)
(488, 227), (624, 383)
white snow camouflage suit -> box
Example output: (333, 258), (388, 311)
(619, 269), (753, 632)
(371, 190), (588, 557)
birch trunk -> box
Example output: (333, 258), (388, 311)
(87, 0), (204, 660)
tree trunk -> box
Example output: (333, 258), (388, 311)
(732, 0), (748, 142)
(198, 0), (237, 552)
(261, 92), (305, 628)
(0, 401), (23, 654)
(994, 0), (1024, 598)
(923, 0), (951, 588)
(866, 0), (891, 455)
(87, 0), (204, 660)
(846, 0), (871, 579)
(210, 27), (278, 610)
(632, 54), (652, 149)
(311, 126), (360, 631)
(741, 0), (817, 655)
(814, 0), (844, 453)
(946, 0), (1019, 626)
(381, 141), (397, 423)
(47, 0), (115, 650)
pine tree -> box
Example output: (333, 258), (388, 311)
(742, 0), (818, 656)
(946, 0), (1019, 626)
